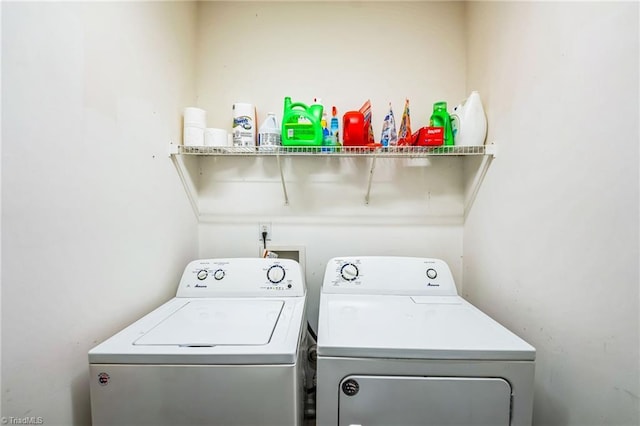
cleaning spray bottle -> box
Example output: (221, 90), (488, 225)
(330, 106), (340, 146)
(321, 112), (332, 151)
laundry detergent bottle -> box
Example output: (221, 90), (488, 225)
(450, 91), (488, 146)
(281, 97), (323, 146)
(429, 101), (454, 146)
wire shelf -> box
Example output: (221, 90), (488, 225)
(175, 145), (491, 158)
(169, 141), (496, 213)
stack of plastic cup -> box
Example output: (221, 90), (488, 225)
(183, 107), (207, 146)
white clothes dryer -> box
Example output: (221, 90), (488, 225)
(89, 258), (307, 426)
(316, 256), (535, 426)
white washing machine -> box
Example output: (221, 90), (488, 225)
(316, 256), (535, 426)
(89, 258), (307, 426)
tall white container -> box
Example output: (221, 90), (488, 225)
(451, 91), (487, 146)
(232, 103), (256, 147)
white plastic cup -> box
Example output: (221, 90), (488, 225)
(205, 128), (229, 147)
(184, 107), (206, 127)
(184, 126), (205, 146)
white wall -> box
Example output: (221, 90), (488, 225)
(464, 2), (639, 425)
(1, 2), (198, 425)
(4, 1), (637, 425)
(194, 1), (468, 328)
(196, 1), (467, 132)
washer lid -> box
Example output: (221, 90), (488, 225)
(317, 294), (535, 361)
(89, 297), (307, 365)
(134, 300), (283, 346)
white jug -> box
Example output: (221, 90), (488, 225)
(451, 91), (487, 146)
(258, 112), (281, 152)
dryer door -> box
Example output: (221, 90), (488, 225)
(338, 375), (511, 426)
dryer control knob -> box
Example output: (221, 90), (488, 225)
(213, 269), (225, 280)
(342, 379), (360, 396)
(426, 268), (437, 279)
(267, 265), (286, 284)
(340, 263), (359, 281)
(196, 270), (208, 280)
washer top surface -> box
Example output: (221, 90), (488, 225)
(89, 258), (306, 365)
(134, 299), (284, 346)
(317, 257), (535, 361)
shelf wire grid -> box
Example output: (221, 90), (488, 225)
(177, 145), (488, 157)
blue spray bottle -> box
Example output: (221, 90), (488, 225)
(330, 106), (340, 146)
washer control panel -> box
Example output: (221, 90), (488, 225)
(177, 258), (305, 297)
(322, 256), (457, 296)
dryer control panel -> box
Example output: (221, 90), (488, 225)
(322, 256), (458, 296)
(177, 258), (305, 298)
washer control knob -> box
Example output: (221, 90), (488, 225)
(196, 270), (208, 280)
(426, 268), (437, 280)
(267, 265), (286, 284)
(213, 269), (225, 280)
(340, 263), (359, 281)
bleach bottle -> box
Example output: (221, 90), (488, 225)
(258, 113), (281, 152)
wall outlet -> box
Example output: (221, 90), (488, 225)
(258, 222), (272, 241)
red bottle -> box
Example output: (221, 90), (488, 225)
(342, 111), (367, 146)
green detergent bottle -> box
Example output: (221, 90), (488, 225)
(281, 97), (323, 146)
(430, 101), (454, 146)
